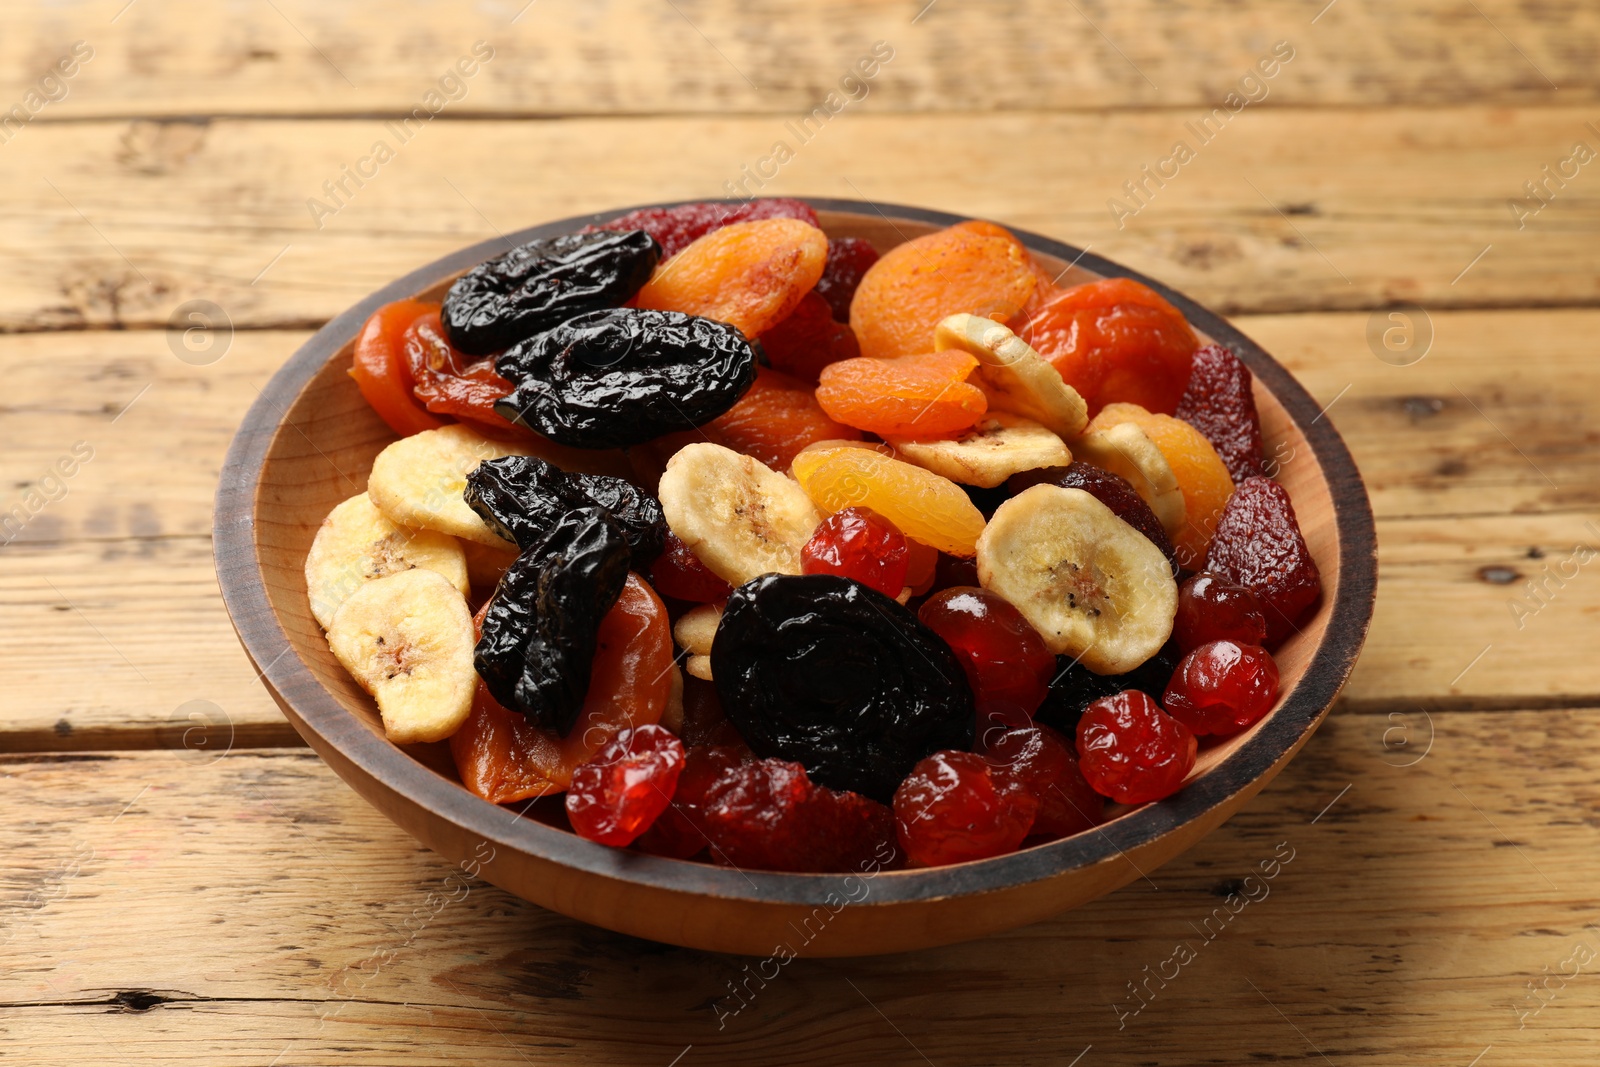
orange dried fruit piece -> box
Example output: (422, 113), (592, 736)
(815, 350), (987, 437)
(849, 224), (1037, 361)
(708, 366), (862, 472)
(1019, 277), (1198, 416)
(633, 217), (828, 338)
(791, 446), (987, 557)
(1087, 402), (1235, 569)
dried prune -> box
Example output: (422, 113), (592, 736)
(442, 230), (660, 356)
(589, 198), (820, 259)
(494, 308), (758, 449)
(476, 507), (631, 734)
(465, 455), (665, 568)
(1175, 344), (1265, 483)
(1010, 461), (1178, 571)
(710, 573), (975, 802)
(1034, 639), (1182, 736)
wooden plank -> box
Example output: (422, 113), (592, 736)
(1, 310), (1598, 745)
(3, 710), (1598, 1064)
(0, 108), (1595, 334)
(4, 0), (1594, 119)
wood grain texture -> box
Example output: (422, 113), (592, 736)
(3, 0), (1593, 118)
(0, 107), (1595, 335)
(3, 709), (1597, 1064)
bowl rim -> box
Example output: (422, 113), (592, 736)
(214, 197), (1377, 906)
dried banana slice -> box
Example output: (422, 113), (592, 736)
(673, 602), (722, 658)
(685, 655), (715, 682)
(367, 424), (530, 548)
(976, 484), (1177, 674)
(327, 568), (477, 744)
(1069, 421), (1186, 535)
(935, 313), (1089, 438)
(886, 412), (1071, 488)
(657, 442), (821, 586)
(305, 492), (470, 631)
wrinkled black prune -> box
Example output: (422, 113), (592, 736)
(442, 230), (660, 356)
(495, 308), (758, 449)
(464, 455), (665, 568)
(1034, 640), (1183, 736)
(475, 507), (631, 735)
(710, 573), (975, 802)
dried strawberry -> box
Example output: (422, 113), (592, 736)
(632, 743), (746, 859)
(894, 750), (1037, 867)
(755, 290), (861, 382)
(1175, 344), (1265, 483)
(1203, 477), (1321, 644)
(814, 237), (880, 322)
(590, 198), (820, 259)
(700, 758), (894, 872)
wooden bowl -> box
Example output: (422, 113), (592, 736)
(215, 200), (1376, 957)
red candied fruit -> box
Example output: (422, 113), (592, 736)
(905, 539), (940, 595)
(1175, 343), (1265, 483)
(1010, 461), (1177, 570)
(894, 750), (1038, 867)
(814, 237), (881, 322)
(918, 587), (1056, 718)
(1163, 640), (1280, 737)
(566, 725), (686, 847)
(755, 290), (861, 383)
(980, 724), (1103, 839)
(700, 758), (895, 873)
(590, 197), (820, 258)
(801, 506), (910, 598)
(1076, 691), (1196, 805)
(649, 532), (733, 603)
(1204, 477), (1321, 644)
(1174, 572), (1268, 652)
(632, 742), (746, 860)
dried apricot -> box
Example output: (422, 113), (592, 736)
(850, 225), (1037, 361)
(755, 290), (860, 383)
(633, 217), (828, 338)
(952, 220), (1062, 322)
(707, 366), (861, 472)
(815, 350), (987, 437)
(450, 573), (673, 801)
(1019, 277), (1198, 416)
(791, 446), (987, 557)
(1088, 402), (1234, 569)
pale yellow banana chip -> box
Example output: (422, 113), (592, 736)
(887, 412), (1071, 488)
(305, 492), (469, 631)
(935, 313), (1088, 438)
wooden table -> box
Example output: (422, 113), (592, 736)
(2, 2), (1597, 1063)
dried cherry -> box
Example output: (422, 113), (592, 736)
(979, 723), (1103, 839)
(893, 750), (1036, 867)
(918, 587), (1055, 718)
(1034, 640), (1182, 736)
(632, 742), (747, 859)
(442, 229), (660, 356)
(647, 532), (733, 603)
(465, 455), (665, 568)
(801, 506), (910, 597)
(475, 507), (631, 734)
(1174, 572), (1268, 652)
(814, 237), (880, 322)
(1162, 640), (1280, 737)
(1076, 690), (1196, 805)
(566, 724), (686, 846)
(495, 308), (758, 448)
(711, 573), (975, 802)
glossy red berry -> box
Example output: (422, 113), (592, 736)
(1174, 572), (1268, 652)
(893, 750), (1038, 867)
(632, 743), (746, 859)
(700, 758), (895, 873)
(648, 532), (733, 603)
(801, 506), (910, 597)
(1076, 691), (1196, 805)
(918, 587), (1056, 717)
(566, 725), (686, 847)
(980, 724), (1103, 839)
(1162, 640), (1280, 736)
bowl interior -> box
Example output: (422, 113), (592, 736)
(225, 202), (1371, 939)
